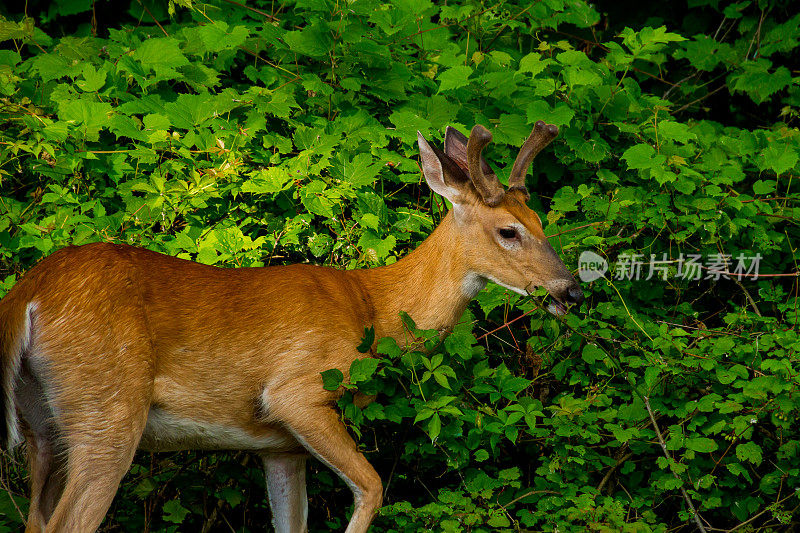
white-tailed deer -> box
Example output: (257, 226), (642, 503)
(0, 121), (583, 532)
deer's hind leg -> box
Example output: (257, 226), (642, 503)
(40, 359), (152, 533)
(29, 308), (155, 531)
(43, 433), (145, 533)
(16, 354), (65, 532)
(22, 432), (66, 533)
(39, 368), (152, 533)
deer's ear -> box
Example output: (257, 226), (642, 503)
(418, 131), (472, 206)
(444, 126), (494, 178)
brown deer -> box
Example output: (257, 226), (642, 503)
(0, 121), (583, 532)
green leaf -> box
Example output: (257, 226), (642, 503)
(299, 180), (338, 218)
(0, 17), (32, 42)
(757, 144), (798, 176)
(332, 152), (382, 188)
(726, 462), (753, 482)
(162, 499), (190, 524)
(75, 64), (106, 92)
(283, 24), (332, 57)
(217, 487), (244, 508)
(133, 37), (189, 78)
(437, 65), (472, 92)
(196, 20), (249, 52)
(581, 343), (604, 364)
(657, 120), (695, 144)
(242, 168), (293, 195)
(132, 477), (157, 499)
(357, 326), (375, 353)
(686, 437), (718, 453)
(358, 229), (396, 262)
(427, 413), (442, 441)
(487, 512), (511, 527)
(308, 233), (333, 258)
(752, 180), (775, 195)
(350, 358), (379, 383)
(58, 100), (113, 140)
(321, 368), (344, 391)
(526, 100), (575, 127)
(518, 53), (550, 76)
(729, 59), (792, 104)
(735, 442), (763, 465)
(377, 337), (402, 358)
(621, 143), (657, 170)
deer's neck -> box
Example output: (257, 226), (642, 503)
(358, 212), (483, 344)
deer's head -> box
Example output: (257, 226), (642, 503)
(418, 122), (584, 315)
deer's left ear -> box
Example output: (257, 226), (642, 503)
(418, 131), (473, 207)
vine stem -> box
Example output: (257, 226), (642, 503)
(643, 395), (708, 533)
(135, 0), (168, 36)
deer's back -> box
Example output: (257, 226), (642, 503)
(2, 243), (374, 424)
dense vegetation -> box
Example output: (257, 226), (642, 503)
(1, 0), (799, 531)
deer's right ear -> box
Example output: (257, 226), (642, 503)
(444, 126), (494, 178)
(418, 131), (471, 207)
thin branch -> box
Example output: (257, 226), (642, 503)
(397, 6), (494, 43)
(219, 0), (278, 20)
(484, 3), (535, 51)
(728, 492), (797, 532)
(643, 396), (708, 533)
(596, 452), (634, 493)
(548, 221), (604, 237)
(499, 489), (559, 510)
(136, 0), (168, 37)
(732, 276), (762, 317)
(475, 307), (537, 342)
(0, 464), (25, 526)
(675, 84), (726, 113)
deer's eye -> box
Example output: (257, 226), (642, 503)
(497, 228), (518, 240)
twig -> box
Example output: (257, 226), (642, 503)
(136, 0), (168, 36)
(548, 221), (604, 237)
(397, 6), (493, 42)
(596, 452), (634, 493)
(475, 307), (537, 342)
(484, 3), (535, 51)
(741, 197), (800, 204)
(728, 492), (797, 532)
(499, 489), (559, 510)
(675, 84), (726, 113)
(744, 10), (766, 61)
(732, 276), (762, 317)
(0, 466), (25, 526)
(663, 72), (702, 100)
(219, 0), (278, 20)
(643, 396), (708, 532)
(200, 498), (224, 533)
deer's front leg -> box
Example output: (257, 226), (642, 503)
(273, 404), (382, 533)
(263, 454), (309, 533)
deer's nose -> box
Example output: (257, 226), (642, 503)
(565, 285), (585, 306)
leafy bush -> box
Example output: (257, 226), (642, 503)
(0, 0), (798, 531)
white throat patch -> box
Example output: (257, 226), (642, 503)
(462, 272), (487, 298)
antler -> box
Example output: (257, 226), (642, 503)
(467, 125), (505, 207)
(507, 121), (559, 199)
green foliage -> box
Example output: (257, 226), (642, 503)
(1, 0), (799, 531)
